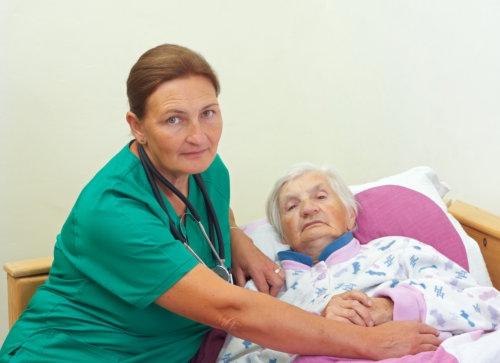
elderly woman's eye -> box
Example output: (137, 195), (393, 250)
(286, 204), (297, 212)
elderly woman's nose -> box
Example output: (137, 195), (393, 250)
(301, 199), (319, 214)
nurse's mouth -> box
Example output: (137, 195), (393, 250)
(183, 149), (208, 158)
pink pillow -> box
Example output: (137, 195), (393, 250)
(353, 185), (469, 270)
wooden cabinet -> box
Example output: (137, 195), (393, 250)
(3, 256), (52, 328)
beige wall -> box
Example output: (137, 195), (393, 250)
(1, 0), (499, 342)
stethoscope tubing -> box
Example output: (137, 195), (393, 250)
(137, 143), (226, 262)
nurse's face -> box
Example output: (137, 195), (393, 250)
(128, 75), (222, 183)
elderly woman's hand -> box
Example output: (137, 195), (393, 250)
(229, 227), (285, 296)
(321, 290), (394, 327)
(368, 296), (394, 325)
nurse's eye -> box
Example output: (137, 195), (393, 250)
(166, 116), (181, 125)
(201, 110), (214, 118)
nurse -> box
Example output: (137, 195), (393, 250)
(0, 44), (441, 362)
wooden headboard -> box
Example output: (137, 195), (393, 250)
(3, 200), (500, 329)
(448, 200), (500, 289)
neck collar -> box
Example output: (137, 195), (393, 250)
(278, 231), (353, 266)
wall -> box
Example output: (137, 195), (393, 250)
(1, 0), (499, 343)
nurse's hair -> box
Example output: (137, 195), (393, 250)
(266, 162), (358, 240)
(127, 44), (220, 120)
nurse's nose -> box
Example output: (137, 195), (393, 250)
(186, 120), (206, 144)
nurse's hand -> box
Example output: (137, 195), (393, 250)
(229, 227), (285, 296)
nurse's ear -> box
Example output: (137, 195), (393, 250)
(126, 111), (146, 144)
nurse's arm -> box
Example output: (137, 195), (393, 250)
(154, 264), (441, 360)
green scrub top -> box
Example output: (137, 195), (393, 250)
(0, 144), (231, 363)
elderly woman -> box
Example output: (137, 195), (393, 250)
(0, 46), (441, 363)
(217, 162), (500, 362)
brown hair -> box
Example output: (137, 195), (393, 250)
(126, 44), (220, 119)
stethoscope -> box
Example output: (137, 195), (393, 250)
(137, 143), (233, 283)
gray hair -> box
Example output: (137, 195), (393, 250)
(266, 162), (358, 240)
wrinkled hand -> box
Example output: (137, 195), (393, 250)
(368, 320), (441, 360)
(368, 296), (394, 325)
(230, 228), (285, 296)
(322, 290), (393, 326)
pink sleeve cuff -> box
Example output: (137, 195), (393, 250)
(373, 284), (426, 321)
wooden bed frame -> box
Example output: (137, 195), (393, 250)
(3, 200), (500, 329)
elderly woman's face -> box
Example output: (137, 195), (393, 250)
(130, 75), (222, 182)
(279, 171), (356, 259)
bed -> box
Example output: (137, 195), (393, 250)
(3, 166), (500, 362)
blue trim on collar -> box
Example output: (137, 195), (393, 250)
(278, 231), (353, 266)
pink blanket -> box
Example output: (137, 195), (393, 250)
(294, 329), (500, 363)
